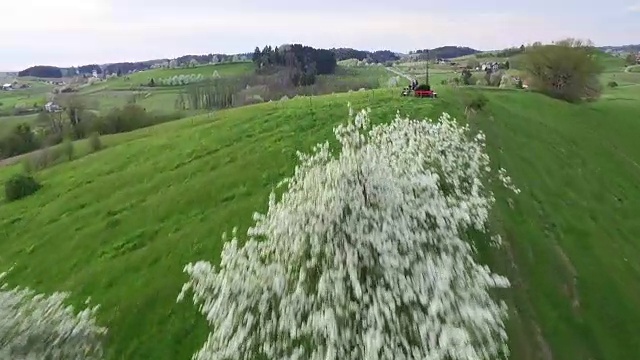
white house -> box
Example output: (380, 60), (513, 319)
(44, 102), (62, 112)
(2, 83), (12, 90)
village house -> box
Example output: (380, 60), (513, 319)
(2, 83), (12, 91)
(44, 101), (62, 112)
(480, 62), (501, 71)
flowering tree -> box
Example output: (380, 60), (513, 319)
(0, 271), (107, 359)
(179, 106), (515, 360)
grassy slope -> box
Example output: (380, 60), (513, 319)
(0, 81), (53, 111)
(1, 76), (640, 359)
(99, 62), (255, 90)
(0, 114), (38, 136)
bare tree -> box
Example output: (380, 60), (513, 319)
(59, 95), (87, 138)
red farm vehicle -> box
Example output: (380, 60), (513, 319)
(401, 50), (438, 98)
(401, 83), (438, 98)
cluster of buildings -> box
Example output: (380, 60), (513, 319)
(1, 82), (31, 91)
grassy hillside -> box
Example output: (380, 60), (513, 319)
(1, 81), (640, 359)
(98, 62), (254, 90)
(0, 80), (53, 112)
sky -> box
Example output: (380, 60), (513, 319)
(0, 0), (639, 71)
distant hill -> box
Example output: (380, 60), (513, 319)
(409, 46), (481, 59)
(598, 44), (640, 53)
(16, 45), (481, 79)
(17, 53), (251, 78)
(15, 47), (399, 79)
(18, 65), (63, 78)
(331, 48), (400, 63)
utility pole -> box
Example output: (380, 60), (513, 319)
(425, 49), (430, 89)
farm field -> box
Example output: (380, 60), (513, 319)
(2, 64), (640, 360)
(98, 62), (255, 90)
(0, 63), (396, 138)
(0, 81), (53, 113)
(0, 113), (39, 136)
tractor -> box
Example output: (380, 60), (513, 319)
(401, 49), (438, 98)
(401, 82), (437, 98)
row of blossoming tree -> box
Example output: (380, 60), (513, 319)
(1, 105), (519, 359)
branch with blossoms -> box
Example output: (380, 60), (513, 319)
(0, 270), (107, 359)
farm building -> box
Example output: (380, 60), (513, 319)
(44, 102), (62, 112)
(2, 83), (12, 90)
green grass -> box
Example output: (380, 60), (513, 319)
(628, 65), (640, 73)
(0, 82), (52, 112)
(1, 65), (640, 359)
(0, 113), (38, 136)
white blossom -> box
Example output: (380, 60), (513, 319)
(157, 74), (206, 86)
(179, 105), (513, 360)
(498, 168), (521, 194)
(0, 271), (107, 359)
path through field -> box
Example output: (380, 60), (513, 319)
(625, 65), (639, 73)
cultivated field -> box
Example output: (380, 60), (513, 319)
(96, 62), (255, 90)
(0, 62), (394, 137)
(1, 51), (640, 359)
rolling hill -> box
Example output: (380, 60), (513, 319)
(1, 69), (640, 359)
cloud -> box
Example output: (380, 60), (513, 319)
(0, 1), (638, 70)
(628, 2), (640, 11)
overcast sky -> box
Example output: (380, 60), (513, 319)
(1, 0), (639, 70)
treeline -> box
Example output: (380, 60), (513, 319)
(252, 44), (337, 86)
(18, 54), (250, 78)
(0, 100), (182, 161)
(476, 45), (527, 59)
(18, 66), (63, 78)
(331, 48), (400, 63)
(409, 46), (480, 59)
(176, 53), (250, 65)
(176, 66), (381, 111)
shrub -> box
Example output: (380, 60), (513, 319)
(489, 71), (504, 87)
(88, 132), (102, 152)
(0, 271), (107, 358)
(499, 75), (514, 88)
(522, 40), (603, 102)
(157, 74), (205, 86)
(607, 81), (618, 88)
(4, 174), (42, 202)
(28, 147), (59, 171)
(460, 69), (477, 85)
(465, 92), (490, 112)
(178, 106), (514, 360)
(21, 157), (33, 174)
(0, 123), (41, 160)
(62, 138), (74, 160)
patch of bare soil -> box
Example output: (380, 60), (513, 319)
(553, 243), (581, 312)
